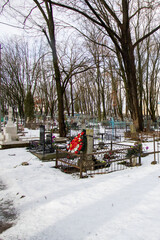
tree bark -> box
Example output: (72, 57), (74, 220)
(38, 0), (66, 136)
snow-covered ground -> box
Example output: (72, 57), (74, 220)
(0, 129), (160, 240)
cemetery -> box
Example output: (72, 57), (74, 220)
(55, 130), (160, 178)
(19, 114), (160, 178)
(1, 107), (160, 179)
(1, 1), (160, 239)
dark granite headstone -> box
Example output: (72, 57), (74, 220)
(40, 125), (45, 152)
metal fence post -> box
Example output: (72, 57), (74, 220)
(111, 140), (112, 151)
(80, 151), (83, 178)
(138, 155), (141, 165)
(153, 134), (156, 163)
(55, 147), (58, 168)
(139, 133), (142, 165)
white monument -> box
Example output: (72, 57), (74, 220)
(0, 107), (19, 143)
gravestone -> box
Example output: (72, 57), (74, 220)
(86, 129), (93, 159)
(130, 124), (139, 139)
(82, 129), (94, 170)
(130, 124), (136, 133)
(40, 125), (45, 152)
(3, 107), (19, 142)
(81, 123), (86, 130)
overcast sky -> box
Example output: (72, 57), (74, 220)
(0, 18), (24, 37)
(0, 0), (38, 40)
(0, 1), (74, 45)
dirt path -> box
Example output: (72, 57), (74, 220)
(0, 180), (17, 234)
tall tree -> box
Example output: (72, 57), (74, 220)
(1, 38), (41, 119)
(24, 90), (35, 121)
(32, 0), (66, 136)
(50, 0), (160, 131)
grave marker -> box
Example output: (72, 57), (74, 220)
(130, 124), (136, 133)
(40, 125), (45, 152)
(82, 129), (94, 170)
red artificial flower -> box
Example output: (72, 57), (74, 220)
(67, 130), (86, 154)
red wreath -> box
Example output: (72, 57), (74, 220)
(66, 130), (86, 154)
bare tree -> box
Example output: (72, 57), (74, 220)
(49, 0), (160, 131)
(1, 38), (41, 120)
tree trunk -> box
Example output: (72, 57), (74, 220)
(121, 42), (143, 131)
(70, 79), (74, 117)
(121, 4), (143, 131)
(47, 1), (66, 137)
(64, 91), (70, 116)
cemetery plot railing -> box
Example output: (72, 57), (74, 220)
(29, 137), (55, 154)
(55, 146), (139, 178)
(55, 150), (81, 174)
(84, 148), (140, 177)
(94, 142), (132, 151)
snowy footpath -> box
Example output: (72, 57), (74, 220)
(0, 138), (160, 240)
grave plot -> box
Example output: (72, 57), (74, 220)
(55, 129), (141, 178)
(29, 125), (55, 154)
(55, 144), (140, 178)
(55, 132), (160, 178)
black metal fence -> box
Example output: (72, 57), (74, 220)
(29, 125), (55, 154)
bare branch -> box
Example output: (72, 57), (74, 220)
(23, 4), (38, 25)
(130, 6), (153, 20)
(98, 0), (122, 27)
(50, 1), (102, 26)
(0, 21), (24, 29)
(134, 25), (160, 48)
(33, 0), (48, 24)
(50, 1), (122, 53)
(1, 0), (10, 14)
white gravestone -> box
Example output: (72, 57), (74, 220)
(3, 107), (19, 142)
